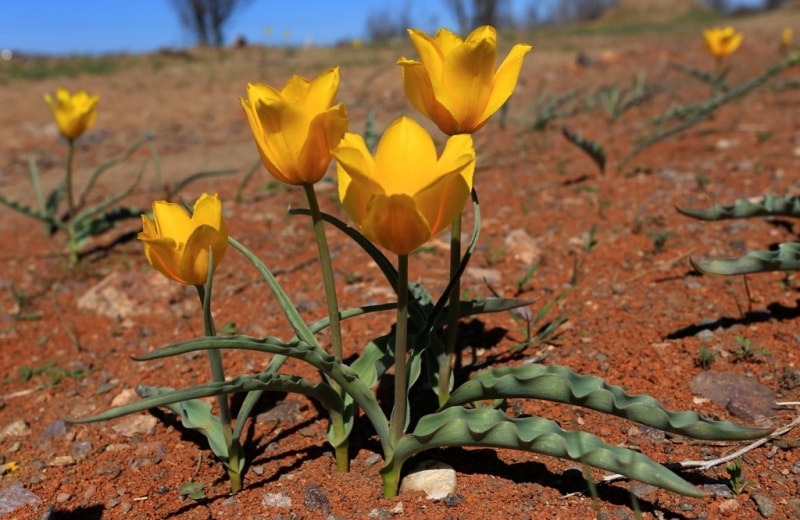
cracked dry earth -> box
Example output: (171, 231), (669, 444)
(2, 8), (800, 520)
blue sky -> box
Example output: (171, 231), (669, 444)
(2, 0), (760, 55)
(2, 1), (464, 55)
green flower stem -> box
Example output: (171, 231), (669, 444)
(64, 139), (79, 264)
(65, 138), (76, 219)
(439, 212), (462, 406)
(302, 183), (349, 472)
(392, 254), (410, 445)
(195, 283), (242, 494)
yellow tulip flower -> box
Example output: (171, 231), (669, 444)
(781, 27), (793, 51)
(334, 117), (475, 255)
(703, 27), (743, 60)
(44, 87), (100, 141)
(241, 67), (349, 185)
(398, 26), (532, 135)
(138, 193), (228, 286)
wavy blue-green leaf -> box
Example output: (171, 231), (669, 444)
(562, 127), (605, 174)
(691, 242), (800, 276)
(67, 372), (343, 425)
(136, 385), (242, 471)
(384, 407), (706, 497)
(444, 364), (768, 440)
(677, 194), (800, 221)
(131, 334), (393, 457)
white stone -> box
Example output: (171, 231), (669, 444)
(262, 492), (292, 508)
(110, 388), (138, 407)
(504, 228), (542, 265)
(111, 415), (158, 437)
(399, 460), (456, 500)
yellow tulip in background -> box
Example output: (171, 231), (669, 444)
(241, 67), (349, 185)
(139, 193), (228, 285)
(781, 27), (793, 51)
(398, 26), (531, 135)
(703, 26), (743, 60)
(334, 116), (475, 255)
(44, 87), (100, 141)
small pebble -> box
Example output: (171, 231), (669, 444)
(48, 456), (75, 467)
(367, 507), (392, 520)
(304, 483), (330, 514)
(399, 460), (457, 500)
(262, 492), (291, 508)
(70, 441), (92, 461)
(83, 485), (96, 500)
(56, 493), (71, 503)
(111, 415), (158, 437)
(94, 381), (117, 395)
(364, 453), (382, 466)
(444, 493), (464, 507)
(41, 420), (67, 440)
(751, 494), (777, 517)
(0, 420), (30, 439)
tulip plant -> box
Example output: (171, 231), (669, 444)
(678, 194), (800, 278)
(72, 26), (769, 502)
(0, 88), (155, 264)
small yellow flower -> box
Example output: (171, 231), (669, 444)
(43, 87), (99, 141)
(334, 117), (475, 255)
(781, 27), (793, 51)
(703, 26), (743, 60)
(398, 26), (532, 135)
(0, 461), (19, 474)
(241, 68), (349, 185)
(138, 193), (228, 285)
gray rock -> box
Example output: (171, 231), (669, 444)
(41, 420), (67, 441)
(0, 420), (30, 439)
(399, 460), (457, 500)
(787, 498), (800, 518)
(696, 329), (715, 342)
(304, 484), (330, 514)
(262, 492), (292, 508)
(367, 507), (393, 520)
(111, 415), (158, 437)
(77, 271), (179, 319)
(690, 370), (775, 424)
(0, 481), (41, 514)
(751, 494), (776, 517)
(504, 228), (542, 265)
(704, 483), (735, 498)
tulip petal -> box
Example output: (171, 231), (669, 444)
(334, 133), (381, 225)
(280, 75), (312, 105)
(181, 225), (227, 285)
(413, 134), (475, 234)
(304, 67), (340, 114)
(361, 193), (431, 255)
(374, 117), (437, 195)
(481, 43), (532, 128)
(253, 99), (310, 185)
(298, 103), (349, 183)
(140, 236), (185, 284)
(152, 201), (193, 244)
(465, 26), (495, 45)
(192, 193), (226, 235)
(407, 29), (445, 79)
(399, 59), (459, 135)
(241, 96), (292, 185)
(441, 37), (498, 132)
